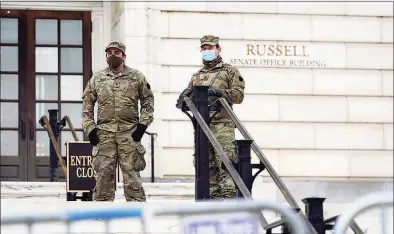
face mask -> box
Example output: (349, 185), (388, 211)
(106, 55), (123, 69)
(201, 50), (217, 61)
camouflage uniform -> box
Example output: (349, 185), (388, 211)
(82, 42), (154, 202)
(182, 35), (245, 199)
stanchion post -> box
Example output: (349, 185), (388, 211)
(302, 197), (326, 234)
(150, 134), (155, 183)
(145, 132), (157, 183)
(48, 110), (59, 182)
(193, 86), (210, 201)
(235, 139), (253, 198)
(48, 109), (66, 182)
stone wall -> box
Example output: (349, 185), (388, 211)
(111, 1), (393, 179)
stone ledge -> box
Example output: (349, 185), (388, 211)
(1, 181), (195, 190)
(2, 179), (392, 202)
(1, 182), (195, 200)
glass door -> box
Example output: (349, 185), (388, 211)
(0, 9), (92, 181)
(0, 10), (28, 181)
(27, 10), (92, 181)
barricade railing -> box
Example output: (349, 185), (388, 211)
(1, 206), (145, 234)
(148, 200), (307, 234)
(1, 200), (307, 234)
(334, 192), (394, 234)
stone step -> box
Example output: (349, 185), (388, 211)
(3, 179), (392, 202)
(1, 181), (195, 200)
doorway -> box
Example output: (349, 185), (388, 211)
(0, 9), (92, 181)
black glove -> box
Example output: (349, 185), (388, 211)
(132, 124), (148, 142)
(208, 88), (222, 97)
(176, 88), (194, 109)
(88, 128), (100, 146)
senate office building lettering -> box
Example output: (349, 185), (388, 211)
(229, 43), (327, 68)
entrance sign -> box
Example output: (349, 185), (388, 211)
(66, 141), (118, 193)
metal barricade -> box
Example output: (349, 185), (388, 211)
(144, 200), (308, 234)
(1, 200), (307, 234)
(1, 206), (145, 234)
(334, 192), (394, 234)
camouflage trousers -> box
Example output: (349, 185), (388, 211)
(91, 129), (147, 202)
(194, 122), (237, 199)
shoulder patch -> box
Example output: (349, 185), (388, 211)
(147, 83), (151, 90)
(239, 76), (244, 82)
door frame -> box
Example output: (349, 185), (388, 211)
(0, 9), (29, 181)
(26, 10), (92, 181)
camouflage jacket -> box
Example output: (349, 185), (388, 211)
(82, 66), (154, 136)
(187, 59), (245, 123)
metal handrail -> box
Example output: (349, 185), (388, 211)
(184, 96), (319, 233)
(218, 98), (318, 234)
(184, 97), (270, 229)
(39, 115), (67, 174)
(65, 115), (79, 141)
(219, 98), (298, 208)
(184, 98), (254, 200)
(334, 192), (394, 234)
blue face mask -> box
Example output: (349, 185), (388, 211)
(201, 50), (217, 61)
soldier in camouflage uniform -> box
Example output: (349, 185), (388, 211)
(176, 35), (245, 199)
(82, 42), (154, 202)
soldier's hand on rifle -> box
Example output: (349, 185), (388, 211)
(88, 128), (100, 146)
(208, 88), (222, 97)
(132, 123), (148, 142)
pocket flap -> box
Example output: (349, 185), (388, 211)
(136, 144), (146, 155)
(92, 145), (99, 157)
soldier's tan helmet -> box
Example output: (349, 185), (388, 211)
(200, 35), (219, 46)
(105, 41), (126, 54)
